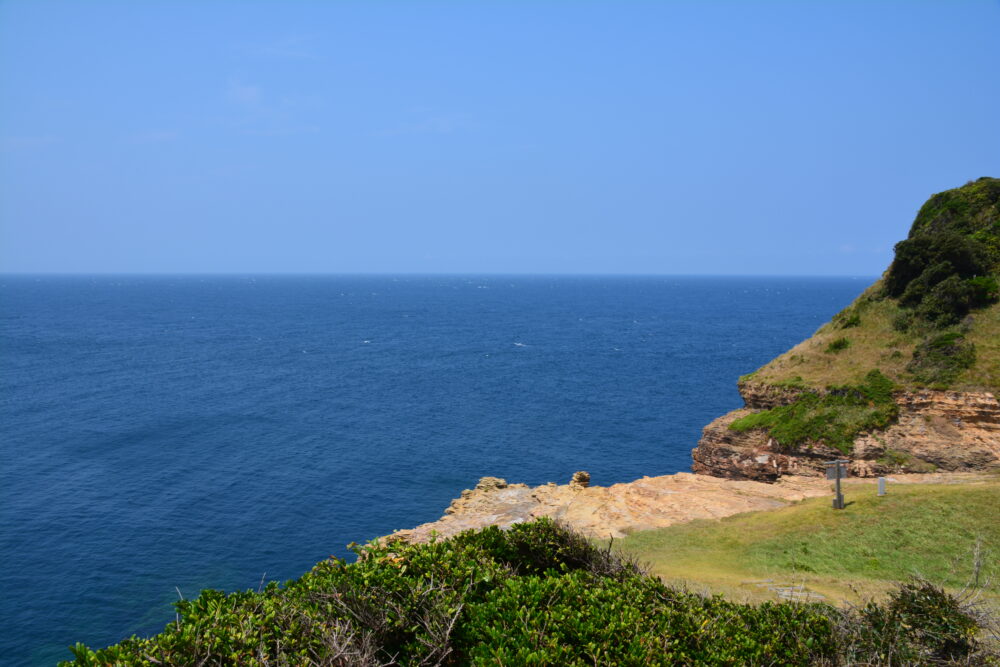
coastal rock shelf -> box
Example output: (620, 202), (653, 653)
(386, 471), (990, 544)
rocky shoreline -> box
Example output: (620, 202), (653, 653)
(388, 470), (992, 544)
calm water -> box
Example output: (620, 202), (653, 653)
(0, 275), (868, 664)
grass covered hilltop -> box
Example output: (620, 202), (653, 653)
(709, 177), (1000, 466)
(749, 176), (1000, 396)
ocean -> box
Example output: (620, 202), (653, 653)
(0, 275), (869, 665)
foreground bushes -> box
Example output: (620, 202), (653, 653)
(64, 519), (991, 666)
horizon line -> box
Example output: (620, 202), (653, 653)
(0, 271), (881, 279)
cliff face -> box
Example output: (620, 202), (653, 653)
(693, 372), (1000, 481)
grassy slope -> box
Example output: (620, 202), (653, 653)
(750, 282), (1000, 394)
(747, 177), (1000, 395)
(964, 299), (1000, 390)
(617, 480), (1000, 604)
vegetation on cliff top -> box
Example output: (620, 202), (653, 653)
(729, 369), (898, 454)
(751, 176), (1000, 396)
(734, 178), (1000, 453)
(64, 519), (994, 666)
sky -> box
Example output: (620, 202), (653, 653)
(1, 1), (998, 275)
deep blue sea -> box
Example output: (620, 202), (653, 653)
(0, 275), (870, 665)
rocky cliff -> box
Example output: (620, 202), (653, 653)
(693, 382), (1000, 480)
(692, 178), (1000, 481)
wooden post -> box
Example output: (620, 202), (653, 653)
(825, 459), (848, 509)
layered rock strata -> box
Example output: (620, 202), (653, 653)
(692, 383), (1000, 481)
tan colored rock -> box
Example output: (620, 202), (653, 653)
(388, 471), (991, 544)
(475, 476), (509, 491)
(569, 471), (590, 490)
(692, 386), (1000, 481)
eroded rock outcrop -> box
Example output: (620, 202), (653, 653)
(388, 471), (992, 544)
(692, 385), (1000, 481)
(569, 470), (591, 490)
(393, 473), (832, 543)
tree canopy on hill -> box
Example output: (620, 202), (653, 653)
(886, 177), (1000, 328)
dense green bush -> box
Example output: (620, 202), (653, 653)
(840, 312), (862, 328)
(910, 177), (1000, 247)
(461, 571), (836, 665)
(884, 178), (999, 333)
(968, 274), (1000, 306)
(62, 518), (990, 666)
(729, 369), (898, 454)
(887, 233), (991, 303)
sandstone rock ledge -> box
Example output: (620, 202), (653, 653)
(692, 387), (1000, 482)
(386, 472), (985, 545)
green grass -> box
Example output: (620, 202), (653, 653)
(616, 481), (1000, 603)
(753, 282), (918, 389)
(729, 369), (898, 454)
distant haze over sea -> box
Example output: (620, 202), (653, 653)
(1, 274), (870, 664)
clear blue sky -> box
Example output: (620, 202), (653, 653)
(1, 1), (997, 275)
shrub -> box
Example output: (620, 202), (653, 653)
(889, 579), (980, 660)
(892, 309), (915, 332)
(461, 571), (837, 665)
(968, 274), (1000, 307)
(841, 312), (862, 328)
(825, 337), (851, 353)
(887, 232), (991, 300)
(841, 579), (982, 664)
(913, 274), (979, 326)
(883, 178), (1000, 330)
(898, 259), (957, 308)
(832, 306), (862, 328)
